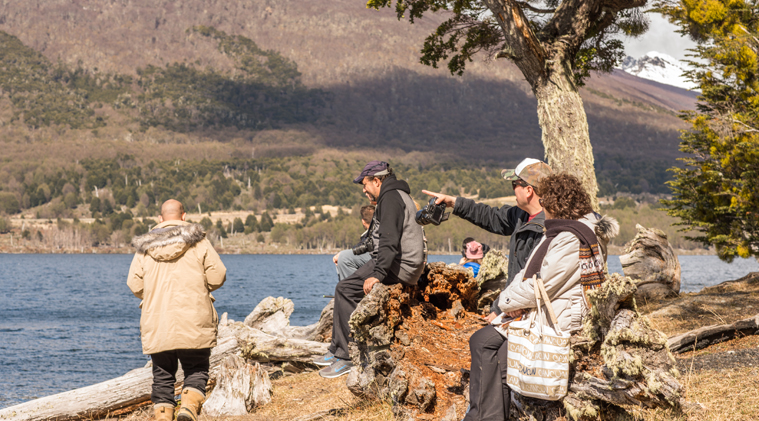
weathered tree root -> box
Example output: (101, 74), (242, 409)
(620, 224), (681, 300)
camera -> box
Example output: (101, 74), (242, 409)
(415, 197), (450, 226)
(352, 236), (374, 255)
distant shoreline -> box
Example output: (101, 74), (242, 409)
(0, 247), (715, 256)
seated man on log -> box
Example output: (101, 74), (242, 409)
(314, 161), (426, 378)
(127, 199), (227, 421)
(464, 174), (618, 421)
(332, 204), (376, 281)
(423, 158), (551, 320)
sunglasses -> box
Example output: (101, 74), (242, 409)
(511, 180), (529, 189)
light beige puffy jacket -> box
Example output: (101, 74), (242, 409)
(127, 220), (227, 354)
(498, 214), (617, 334)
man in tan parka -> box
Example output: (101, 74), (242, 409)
(127, 199), (226, 421)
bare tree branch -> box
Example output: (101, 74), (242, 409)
(516, 1), (556, 14)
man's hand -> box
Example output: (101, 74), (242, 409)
(484, 312), (499, 323)
(506, 309), (525, 319)
(421, 190), (456, 208)
(363, 277), (380, 294)
(333, 252), (340, 265)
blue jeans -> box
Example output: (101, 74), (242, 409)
(335, 249), (371, 281)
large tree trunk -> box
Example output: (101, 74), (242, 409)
(483, 0), (601, 208)
(535, 64), (598, 209)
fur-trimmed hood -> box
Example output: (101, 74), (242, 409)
(132, 221), (206, 258)
(592, 214), (620, 244)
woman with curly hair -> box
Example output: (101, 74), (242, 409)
(463, 173), (618, 421)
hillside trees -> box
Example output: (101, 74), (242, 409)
(367, 0), (651, 207)
(659, 0), (759, 261)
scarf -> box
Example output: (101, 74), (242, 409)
(523, 219), (605, 307)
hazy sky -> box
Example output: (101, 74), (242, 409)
(621, 13), (698, 62)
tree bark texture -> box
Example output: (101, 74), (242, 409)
(620, 224), (681, 300)
(202, 355), (272, 416)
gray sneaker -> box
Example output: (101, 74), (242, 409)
(318, 358), (354, 378)
(312, 351), (338, 367)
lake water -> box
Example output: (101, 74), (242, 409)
(1, 253), (758, 408)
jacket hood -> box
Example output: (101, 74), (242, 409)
(132, 221), (206, 260)
(377, 174), (410, 202)
(579, 213), (620, 243)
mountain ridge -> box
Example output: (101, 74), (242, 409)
(0, 0), (698, 190)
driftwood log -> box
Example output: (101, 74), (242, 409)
(203, 355), (272, 416)
(668, 313), (759, 353)
(620, 224), (681, 300)
(0, 297), (331, 421)
(345, 262), (684, 420)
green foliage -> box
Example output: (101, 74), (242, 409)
(366, 0), (648, 84)
(0, 31), (103, 129)
(259, 211), (274, 232)
(611, 196), (636, 210)
(200, 217), (213, 230)
(0, 192), (20, 214)
(232, 217), (245, 233)
(137, 27), (327, 131)
(658, 0), (759, 261)
(245, 214), (259, 232)
(0, 27), (325, 132)
(0, 216), (10, 233)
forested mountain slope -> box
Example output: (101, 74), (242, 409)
(0, 0), (697, 202)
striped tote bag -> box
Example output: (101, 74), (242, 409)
(505, 276), (571, 401)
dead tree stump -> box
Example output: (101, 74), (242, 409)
(345, 262), (684, 420)
(620, 224), (681, 300)
(203, 355), (272, 416)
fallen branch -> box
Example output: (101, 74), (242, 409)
(668, 313), (759, 353)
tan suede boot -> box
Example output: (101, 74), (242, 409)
(176, 388), (205, 421)
(154, 403), (174, 421)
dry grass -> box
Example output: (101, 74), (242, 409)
(238, 372), (391, 421)
(630, 364), (759, 421)
(202, 372), (392, 421)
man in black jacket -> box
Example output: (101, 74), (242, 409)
(315, 161), (426, 378)
(332, 204), (375, 281)
(423, 158), (552, 420)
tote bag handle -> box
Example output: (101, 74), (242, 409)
(530, 275), (562, 334)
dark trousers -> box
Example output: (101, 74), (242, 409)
(327, 259), (401, 360)
(464, 325), (511, 421)
(150, 348), (212, 406)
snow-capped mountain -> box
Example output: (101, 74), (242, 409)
(619, 51), (696, 90)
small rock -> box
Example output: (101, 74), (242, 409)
(441, 403), (458, 421)
(450, 300), (465, 320)
(396, 330), (411, 346)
